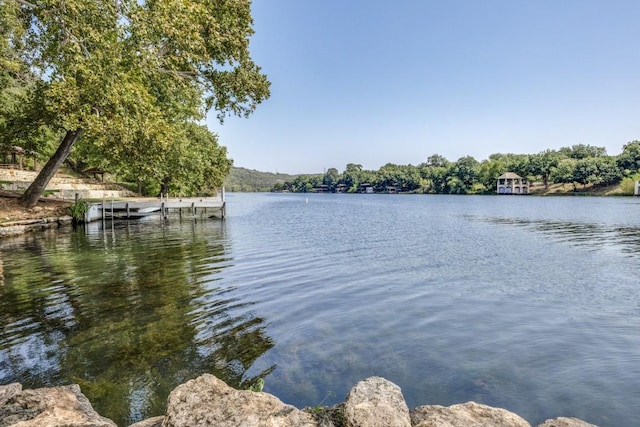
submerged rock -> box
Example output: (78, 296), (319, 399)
(127, 416), (164, 427)
(536, 417), (598, 427)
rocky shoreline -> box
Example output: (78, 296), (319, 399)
(0, 216), (72, 237)
(0, 375), (597, 427)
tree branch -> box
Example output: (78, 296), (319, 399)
(13, 0), (37, 8)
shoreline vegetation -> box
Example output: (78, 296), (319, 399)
(0, 179), (634, 239)
(0, 171), (637, 233)
(224, 142), (640, 195)
(1, 146), (639, 236)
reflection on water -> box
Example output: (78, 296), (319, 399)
(0, 219), (274, 426)
(2, 194), (640, 427)
(476, 216), (640, 255)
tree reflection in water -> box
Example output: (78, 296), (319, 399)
(0, 219), (275, 426)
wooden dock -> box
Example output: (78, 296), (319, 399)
(85, 195), (226, 222)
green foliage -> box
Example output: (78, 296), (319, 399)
(225, 167), (297, 192)
(559, 144), (607, 159)
(247, 378), (265, 392)
(66, 199), (88, 224)
(617, 140), (640, 174)
(619, 174), (640, 195)
(2, 0), (270, 206)
(304, 400), (345, 427)
(94, 122), (233, 197)
(264, 142), (631, 195)
(551, 159), (578, 187)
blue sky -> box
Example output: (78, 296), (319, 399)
(206, 0), (640, 175)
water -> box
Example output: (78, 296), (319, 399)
(1, 193), (639, 426)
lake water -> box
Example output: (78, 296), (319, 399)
(1, 193), (639, 426)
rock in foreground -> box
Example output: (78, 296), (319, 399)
(0, 383), (115, 427)
(343, 376), (411, 427)
(1, 376), (600, 427)
(161, 373), (316, 427)
(411, 401), (531, 427)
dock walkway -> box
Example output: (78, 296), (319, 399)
(85, 196), (225, 222)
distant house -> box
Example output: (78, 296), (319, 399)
(359, 183), (374, 194)
(496, 172), (529, 195)
(313, 184), (330, 193)
(335, 183), (347, 193)
(2, 145), (35, 170)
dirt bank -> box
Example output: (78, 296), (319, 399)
(0, 192), (71, 226)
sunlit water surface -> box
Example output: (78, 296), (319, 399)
(1, 194), (639, 426)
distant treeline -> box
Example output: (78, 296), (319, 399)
(224, 167), (297, 192)
(225, 142), (640, 194)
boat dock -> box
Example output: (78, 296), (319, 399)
(85, 195), (226, 222)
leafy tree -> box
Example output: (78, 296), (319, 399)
(487, 153), (531, 179)
(161, 124), (233, 196)
(573, 157), (599, 188)
(529, 150), (560, 189)
(426, 153), (450, 168)
(510, 155), (532, 180)
(227, 167), (295, 192)
(445, 175), (467, 194)
(477, 158), (507, 193)
(593, 156), (622, 187)
(447, 156), (479, 193)
(551, 158), (578, 189)
(4, 0), (270, 207)
(559, 144), (607, 159)
(0, 0), (25, 92)
(323, 167), (340, 189)
(342, 163), (364, 192)
(617, 140), (640, 174)
(419, 162), (448, 194)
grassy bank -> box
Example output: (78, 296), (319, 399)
(529, 177), (639, 196)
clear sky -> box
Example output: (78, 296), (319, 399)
(206, 0), (640, 175)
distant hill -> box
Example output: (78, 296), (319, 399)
(224, 167), (296, 192)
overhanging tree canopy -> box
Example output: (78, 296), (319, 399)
(2, 0), (269, 207)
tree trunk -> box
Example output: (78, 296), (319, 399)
(159, 177), (170, 198)
(18, 129), (83, 208)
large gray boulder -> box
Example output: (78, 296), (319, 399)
(343, 376), (411, 427)
(0, 384), (116, 427)
(410, 401), (531, 427)
(536, 417), (598, 427)
(161, 373), (317, 427)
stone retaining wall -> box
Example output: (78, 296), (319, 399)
(0, 375), (598, 427)
(0, 169), (135, 199)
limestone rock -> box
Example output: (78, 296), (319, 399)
(536, 417), (598, 427)
(161, 373), (317, 427)
(343, 376), (411, 427)
(0, 384), (116, 427)
(128, 416), (164, 427)
(0, 383), (22, 406)
(410, 401), (531, 427)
